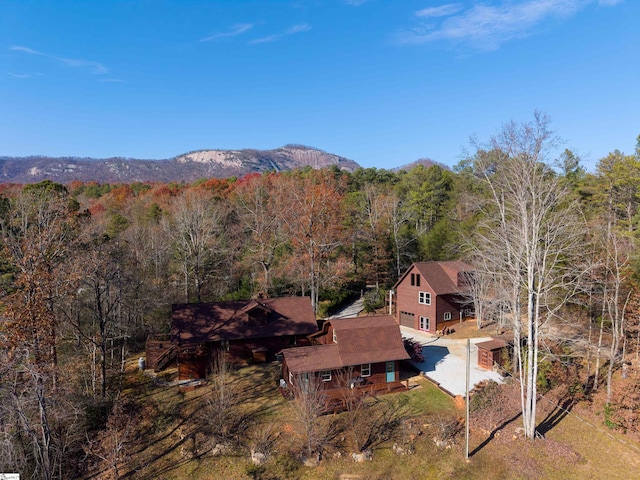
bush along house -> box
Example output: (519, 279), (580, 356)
(391, 261), (474, 335)
(147, 296), (318, 381)
(279, 315), (410, 406)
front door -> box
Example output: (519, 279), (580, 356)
(386, 361), (395, 383)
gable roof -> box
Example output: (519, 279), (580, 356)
(282, 315), (410, 374)
(393, 260), (474, 295)
(171, 297), (317, 345)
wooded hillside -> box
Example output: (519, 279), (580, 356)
(1, 118), (639, 478)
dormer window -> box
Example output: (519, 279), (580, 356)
(243, 301), (273, 326)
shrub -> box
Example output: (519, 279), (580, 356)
(403, 337), (424, 363)
(363, 288), (386, 313)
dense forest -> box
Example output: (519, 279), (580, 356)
(1, 115), (639, 478)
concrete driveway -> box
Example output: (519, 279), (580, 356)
(328, 297), (364, 318)
(400, 326), (503, 397)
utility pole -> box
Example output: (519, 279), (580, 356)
(465, 338), (470, 460)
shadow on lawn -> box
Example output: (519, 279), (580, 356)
(470, 395), (576, 456)
(470, 411), (522, 457)
(536, 396), (575, 437)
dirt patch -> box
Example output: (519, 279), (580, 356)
(445, 319), (506, 339)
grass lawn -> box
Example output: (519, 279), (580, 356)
(92, 357), (640, 480)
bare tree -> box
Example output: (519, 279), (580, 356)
(288, 372), (333, 458)
(168, 190), (222, 302)
(390, 193), (424, 278)
(334, 368), (401, 453)
(589, 151), (639, 404)
(466, 112), (587, 439)
(85, 395), (134, 480)
(347, 184), (395, 286)
(70, 242), (129, 398)
(593, 215), (633, 405)
(0, 347), (81, 480)
(201, 350), (245, 446)
(234, 174), (286, 296)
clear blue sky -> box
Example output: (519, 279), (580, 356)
(1, 0), (638, 171)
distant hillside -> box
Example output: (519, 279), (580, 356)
(394, 158), (449, 172)
(0, 145), (361, 184)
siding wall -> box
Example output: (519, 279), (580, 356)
(282, 360), (402, 392)
(395, 266), (467, 333)
(395, 266), (436, 333)
(435, 294), (462, 331)
(315, 326), (334, 345)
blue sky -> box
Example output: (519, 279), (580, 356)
(1, 0), (638, 172)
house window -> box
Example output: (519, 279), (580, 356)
(333, 330), (337, 343)
(419, 291), (431, 305)
(411, 273), (421, 286)
(444, 312), (452, 321)
(320, 370), (331, 382)
(361, 363), (371, 377)
(420, 316), (430, 331)
(289, 371), (294, 385)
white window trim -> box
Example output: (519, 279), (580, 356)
(321, 370), (331, 382)
(418, 291), (431, 305)
(289, 371), (294, 385)
(333, 330), (337, 343)
(444, 312), (452, 321)
(361, 363), (371, 377)
(420, 316), (430, 331)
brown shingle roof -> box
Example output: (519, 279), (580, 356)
(476, 338), (508, 351)
(171, 297), (317, 345)
(281, 344), (343, 372)
(394, 261), (474, 295)
(283, 315), (410, 374)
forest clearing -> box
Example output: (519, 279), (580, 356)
(79, 350), (640, 480)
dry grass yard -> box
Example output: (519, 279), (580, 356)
(82, 354), (640, 480)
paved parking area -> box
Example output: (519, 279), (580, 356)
(400, 326), (503, 396)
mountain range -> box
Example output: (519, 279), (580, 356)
(0, 145), (361, 184)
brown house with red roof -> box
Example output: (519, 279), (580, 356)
(152, 296), (317, 380)
(392, 261), (474, 335)
(280, 315), (410, 400)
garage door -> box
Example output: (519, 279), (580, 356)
(400, 311), (415, 328)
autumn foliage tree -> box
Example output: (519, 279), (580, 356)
(277, 169), (348, 313)
(0, 181), (79, 373)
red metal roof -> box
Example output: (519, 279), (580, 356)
(282, 315), (410, 374)
(171, 297), (317, 345)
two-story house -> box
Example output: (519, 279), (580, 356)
(392, 261), (473, 334)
